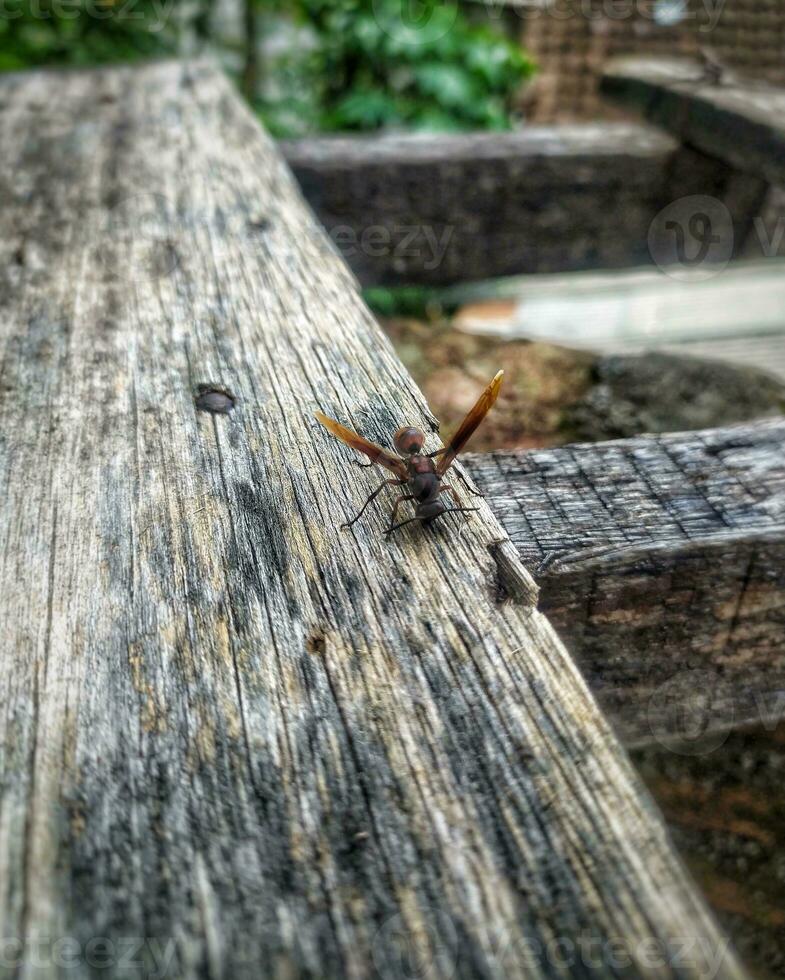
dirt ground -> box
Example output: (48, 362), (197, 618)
(382, 316), (594, 449)
(382, 316), (785, 449)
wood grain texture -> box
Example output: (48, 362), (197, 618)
(602, 57), (785, 186)
(0, 61), (744, 979)
(464, 419), (785, 749)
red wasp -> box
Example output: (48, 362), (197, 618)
(315, 371), (503, 536)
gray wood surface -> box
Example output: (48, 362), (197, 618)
(0, 61), (745, 978)
(602, 57), (785, 186)
(465, 419), (785, 749)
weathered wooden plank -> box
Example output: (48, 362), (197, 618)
(602, 57), (785, 186)
(465, 419), (785, 749)
(0, 61), (744, 978)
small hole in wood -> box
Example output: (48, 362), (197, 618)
(195, 385), (236, 415)
(306, 631), (326, 656)
(247, 217), (271, 234)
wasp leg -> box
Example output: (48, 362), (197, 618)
(426, 448), (447, 459)
(384, 514), (423, 537)
(384, 494), (415, 535)
(439, 484), (461, 507)
(342, 479), (405, 529)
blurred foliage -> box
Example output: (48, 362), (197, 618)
(364, 285), (458, 320)
(258, 0), (533, 136)
(0, 0), (180, 72)
(0, 0), (533, 138)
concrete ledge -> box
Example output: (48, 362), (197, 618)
(282, 124), (683, 285)
(602, 57), (785, 187)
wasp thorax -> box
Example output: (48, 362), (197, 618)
(393, 426), (425, 456)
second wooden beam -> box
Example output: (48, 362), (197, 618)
(466, 419), (785, 748)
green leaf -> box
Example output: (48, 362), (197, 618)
(330, 88), (400, 128)
(409, 106), (470, 132)
(0, 0), (536, 133)
(0, 52), (27, 71)
(412, 62), (477, 109)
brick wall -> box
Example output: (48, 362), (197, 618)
(507, 0), (785, 122)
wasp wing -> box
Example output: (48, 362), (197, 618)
(437, 371), (504, 475)
(315, 412), (407, 479)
